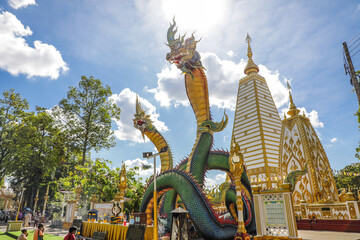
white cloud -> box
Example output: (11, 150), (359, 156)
(147, 65), (188, 107)
(330, 137), (337, 143)
(227, 50), (235, 57)
(281, 106), (324, 128)
(0, 11), (68, 79)
(215, 173), (226, 181)
(298, 107), (324, 128)
(123, 158), (161, 179)
(8, 0), (36, 9)
(149, 52), (289, 111)
(205, 173), (226, 189)
(110, 88), (168, 143)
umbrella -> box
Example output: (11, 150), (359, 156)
(24, 207), (31, 211)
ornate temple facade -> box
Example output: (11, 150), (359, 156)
(231, 35), (360, 220)
(279, 92), (339, 205)
(232, 34), (282, 188)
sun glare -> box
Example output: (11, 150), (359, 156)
(161, 0), (228, 35)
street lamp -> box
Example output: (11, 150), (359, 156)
(143, 146), (168, 240)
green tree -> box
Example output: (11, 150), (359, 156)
(58, 161), (147, 215)
(60, 158), (120, 202)
(124, 167), (146, 214)
(6, 107), (67, 209)
(55, 76), (121, 165)
(334, 163), (360, 198)
(0, 89), (29, 178)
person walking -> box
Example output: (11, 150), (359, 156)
(33, 224), (44, 240)
(17, 229), (28, 240)
(64, 226), (77, 240)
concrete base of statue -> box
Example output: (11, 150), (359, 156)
(6, 221), (23, 232)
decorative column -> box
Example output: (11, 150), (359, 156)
(42, 184), (49, 216)
(345, 189), (360, 220)
(113, 164), (127, 218)
(33, 189), (39, 215)
(229, 139), (250, 240)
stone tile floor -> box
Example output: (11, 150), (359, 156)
(0, 222), (359, 239)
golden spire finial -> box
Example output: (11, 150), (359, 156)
(286, 81), (300, 117)
(244, 33), (259, 75)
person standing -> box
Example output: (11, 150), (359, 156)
(24, 212), (31, 227)
(17, 229), (28, 240)
(64, 226), (77, 240)
(33, 214), (39, 229)
(33, 224), (44, 240)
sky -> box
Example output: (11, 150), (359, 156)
(1, 0), (360, 187)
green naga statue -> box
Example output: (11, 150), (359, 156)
(134, 19), (256, 240)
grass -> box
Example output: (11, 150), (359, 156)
(0, 230), (63, 240)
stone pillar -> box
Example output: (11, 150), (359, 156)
(300, 200), (307, 219)
(252, 186), (264, 237)
(345, 191), (360, 220)
(281, 183), (299, 238)
(62, 199), (77, 229)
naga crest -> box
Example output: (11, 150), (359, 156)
(166, 18), (204, 74)
(133, 96), (155, 140)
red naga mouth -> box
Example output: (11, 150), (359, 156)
(137, 120), (145, 126)
(170, 53), (184, 64)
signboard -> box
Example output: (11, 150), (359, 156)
(134, 213), (147, 225)
(93, 203), (113, 219)
(264, 200), (286, 226)
(126, 224), (146, 240)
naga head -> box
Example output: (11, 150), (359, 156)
(166, 18), (204, 74)
(133, 96), (155, 140)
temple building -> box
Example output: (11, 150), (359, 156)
(231, 34), (282, 188)
(279, 90), (339, 204)
(231, 34), (360, 220)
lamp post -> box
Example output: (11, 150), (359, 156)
(143, 146), (168, 240)
(15, 187), (26, 221)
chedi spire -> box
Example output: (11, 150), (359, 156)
(244, 33), (259, 75)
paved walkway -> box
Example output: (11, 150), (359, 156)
(1, 222), (359, 239)
(0, 222), (68, 237)
(298, 230), (360, 240)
